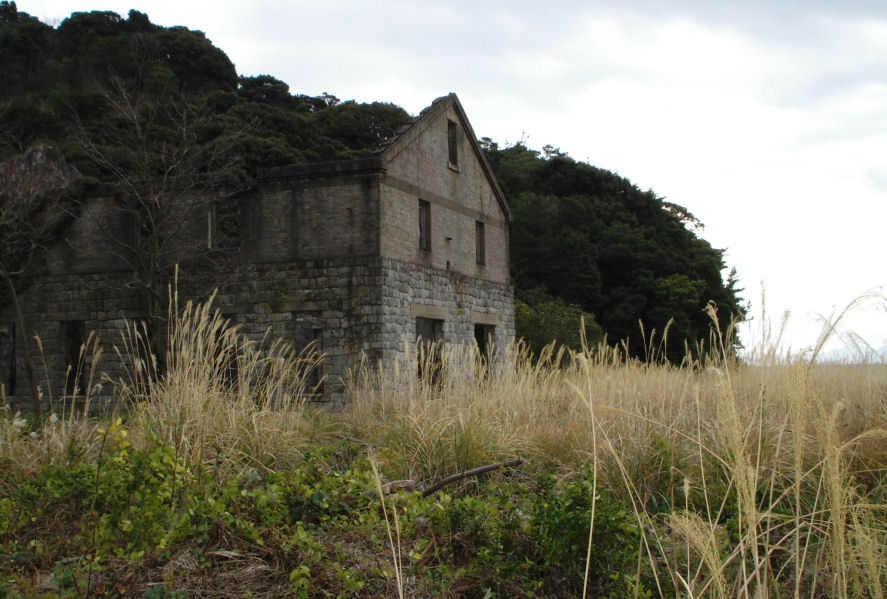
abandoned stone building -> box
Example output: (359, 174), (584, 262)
(0, 93), (514, 409)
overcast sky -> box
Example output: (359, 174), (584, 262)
(21, 0), (887, 357)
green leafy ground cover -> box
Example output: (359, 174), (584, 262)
(0, 416), (641, 598)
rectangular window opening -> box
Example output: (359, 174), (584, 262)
(418, 199), (431, 251)
(207, 202), (216, 249)
(447, 120), (458, 166)
(475, 220), (485, 266)
(0, 322), (16, 397)
(208, 199), (241, 250)
(292, 313), (324, 399)
(219, 313), (239, 391)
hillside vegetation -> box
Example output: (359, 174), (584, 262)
(0, 3), (742, 359)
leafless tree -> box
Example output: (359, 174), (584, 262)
(70, 78), (252, 365)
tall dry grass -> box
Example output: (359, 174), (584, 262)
(346, 308), (887, 598)
(0, 291), (325, 481)
(123, 291), (324, 473)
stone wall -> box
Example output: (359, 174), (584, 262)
(379, 258), (515, 367)
(0, 270), (146, 414)
(1, 253), (514, 413)
(1, 96), (516, 413)
(0, 257), (387, 412)
(250, 159), (382, 262)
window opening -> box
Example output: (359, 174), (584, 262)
(418, 199), (431, 251)
(0, 323), (16, 397)
(219, 313), (239, 391)
(447, 119), (458, 166)
(308, 328), (323, 396)
(475, 220), (485, 266)
(292, 313), (324, 398)
(207, 202), (216, 249)
(208, 199), (241, 249)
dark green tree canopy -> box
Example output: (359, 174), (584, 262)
(0, 6), (411, 171)
(485, 143), (743, 361)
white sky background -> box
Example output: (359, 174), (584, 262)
(20, 0), (887, 356)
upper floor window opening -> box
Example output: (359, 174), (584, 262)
(207, 199), (242, 250)
(447, 119), (458, 167)
(475, 220), (485, 266)
(207, 202), (216, 249)
(419, 199), (431, 251)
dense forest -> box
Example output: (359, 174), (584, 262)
(0, 3), (744, 361)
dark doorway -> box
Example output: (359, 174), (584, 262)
(62, 320), (86, 396)
(416, 317), (444, 385)
(474, 324), (494, 372)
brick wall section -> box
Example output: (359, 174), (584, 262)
(251, 160), (382, 261)
(379, 103), (509, 284)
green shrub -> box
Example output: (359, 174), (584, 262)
(409, 467), (641, 597)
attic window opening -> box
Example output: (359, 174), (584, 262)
(447, 119), (458, 168)
(418, 199), (431, 251)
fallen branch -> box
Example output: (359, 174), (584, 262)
(420, 458), (523, 497)
(334, 434), (378, 448)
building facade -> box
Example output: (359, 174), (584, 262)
(0, 94), (514, 409)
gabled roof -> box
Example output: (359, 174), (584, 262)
(377, 93), (511, 223)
